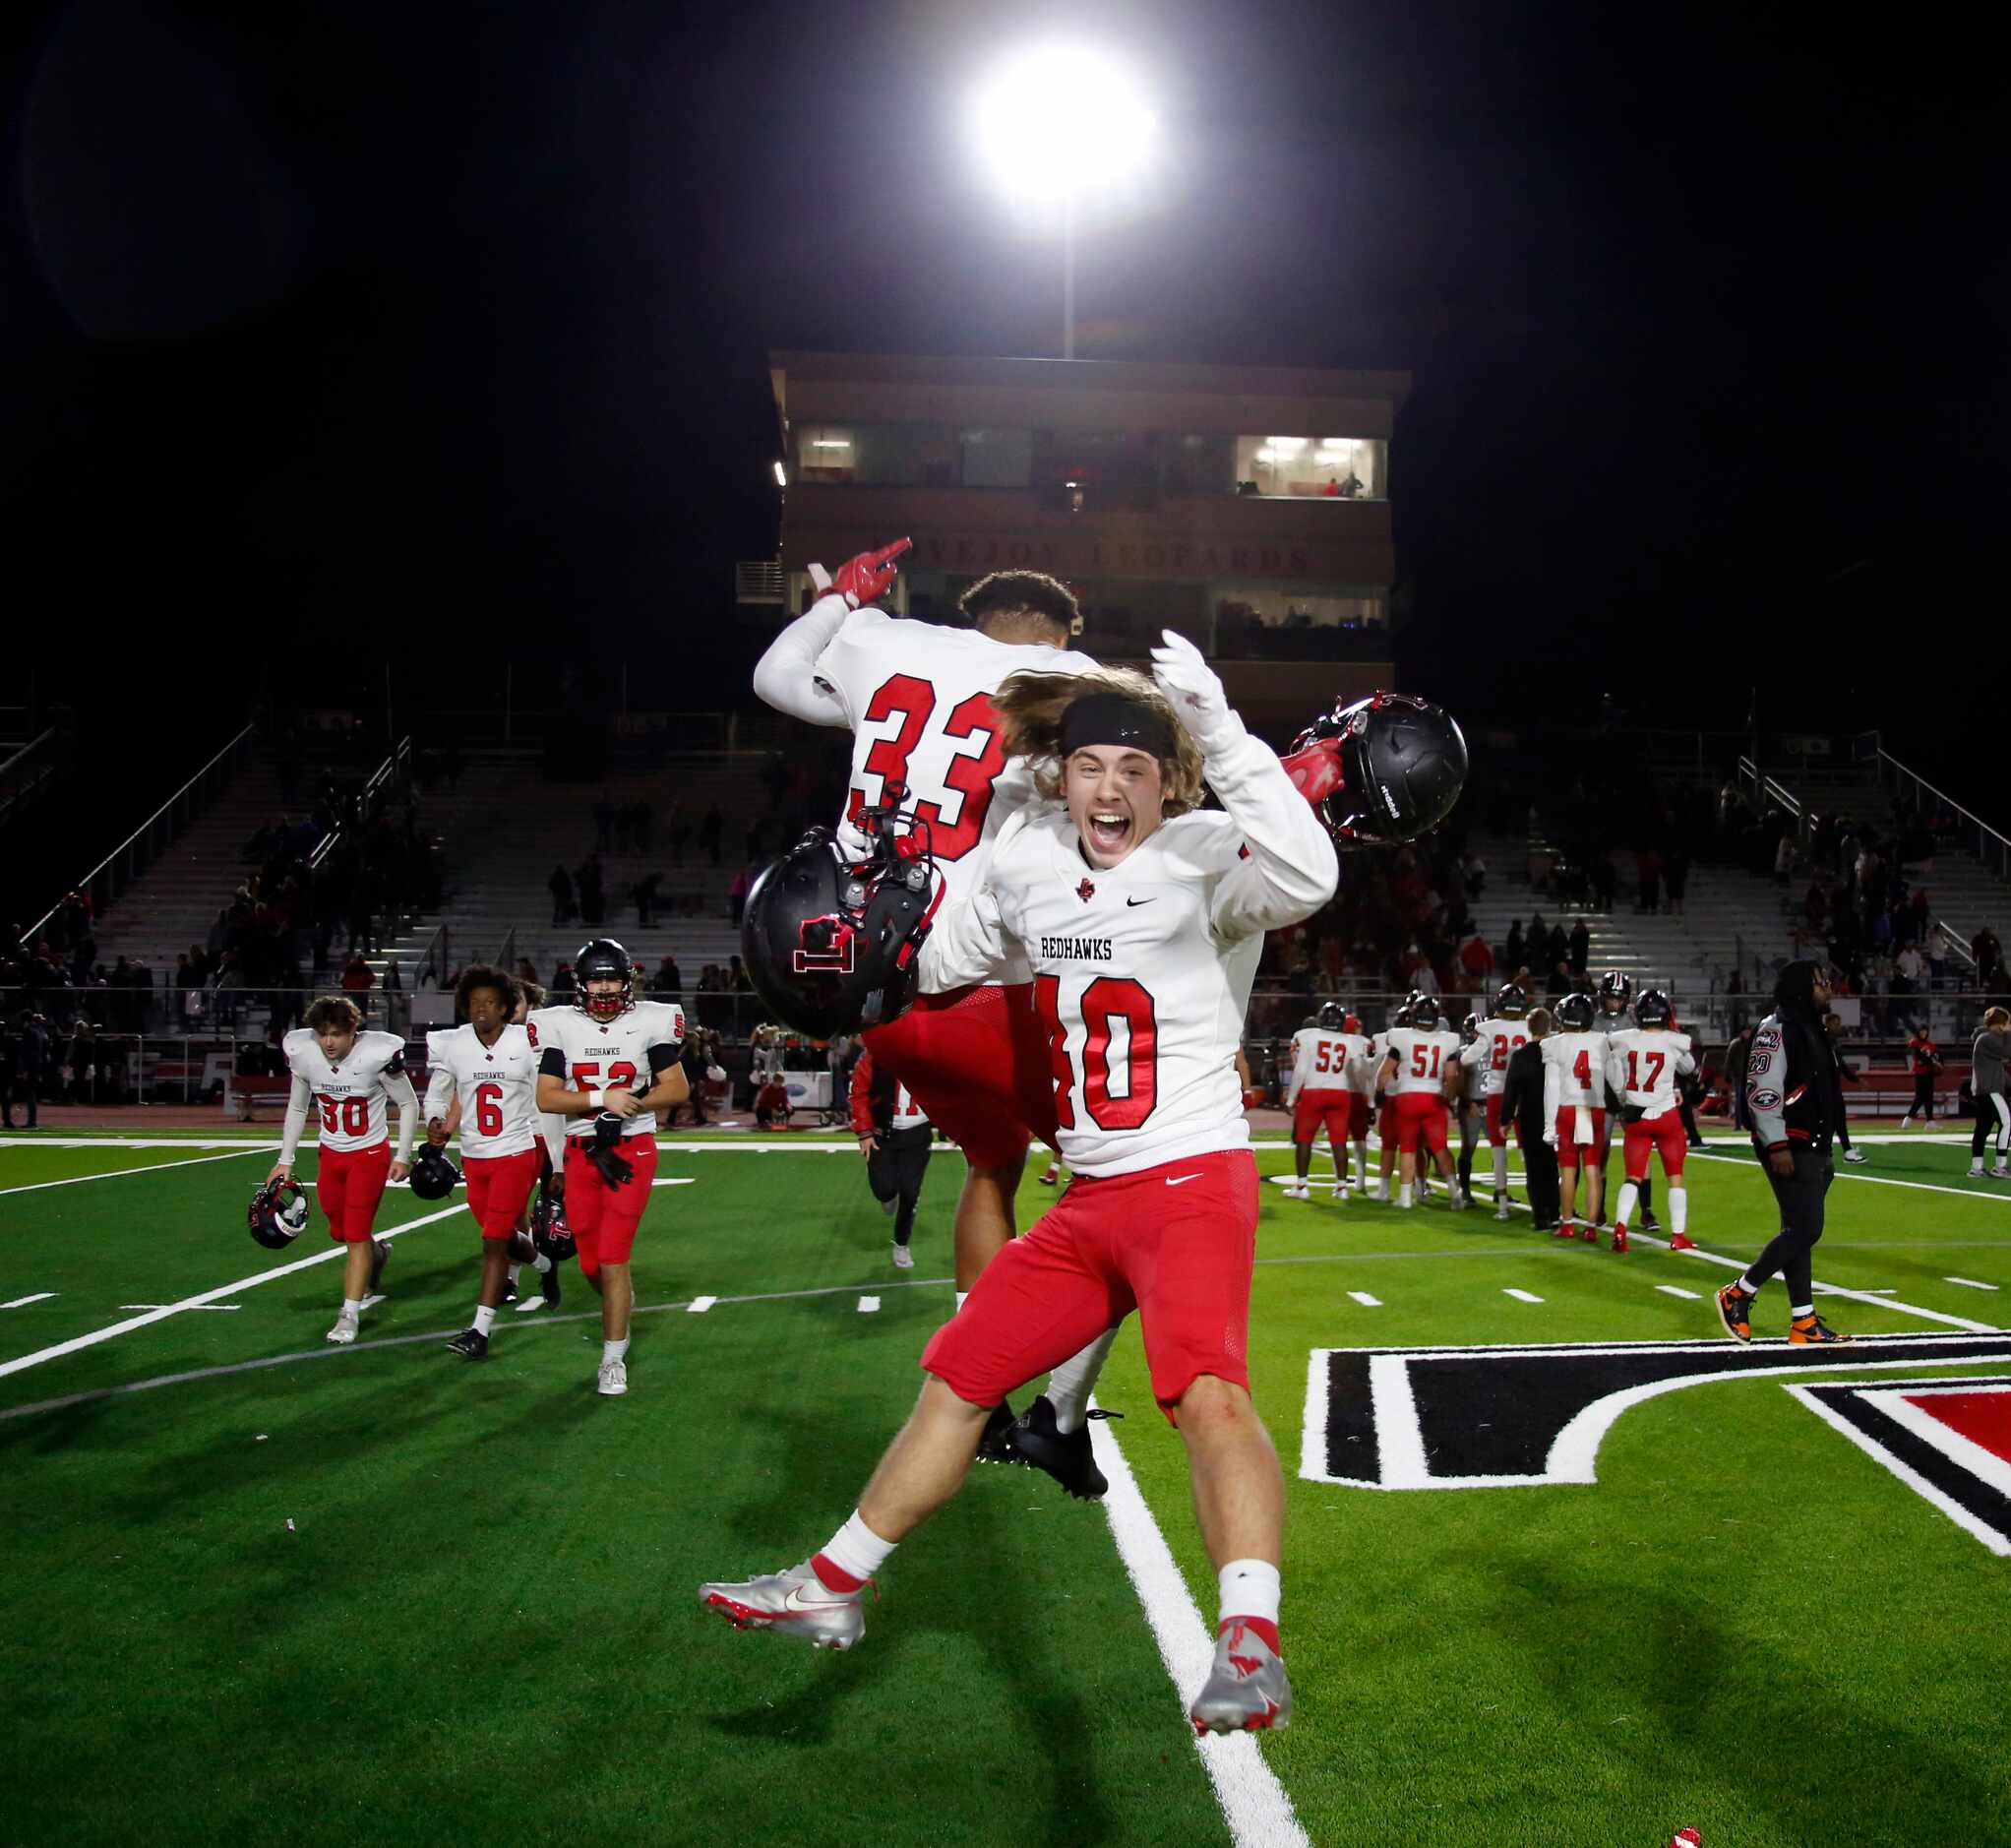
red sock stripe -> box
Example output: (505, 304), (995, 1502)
(1221, 1615), (1281, 1655)
(811, 1552), (867, 1594)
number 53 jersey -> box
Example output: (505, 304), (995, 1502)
(525, 1001), (686, 1140)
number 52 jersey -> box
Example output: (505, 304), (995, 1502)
(525, 1001), (686, 1140)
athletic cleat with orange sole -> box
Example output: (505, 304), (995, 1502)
(1716, 1282), (1755, 1343)
(1789, 1314), (1853, 1345)
(1189, 1623), (1293, 1735)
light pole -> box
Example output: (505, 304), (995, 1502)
(973, 45), (1154, 360)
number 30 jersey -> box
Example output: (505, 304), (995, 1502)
(422, 1023), (540, 1158)
(282, 1028), (413, 1152)
(525, 1001), (686, 1140)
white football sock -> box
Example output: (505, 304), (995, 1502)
(473, 1303), (497, 1335)
(602, 1336), (630, 1364)
(1791, 1302), (1814, 1319)
(1492, 1145), (1509, 1193)
(1738, 1272), (1763, 1295)
(1398, 1183), (1413, 1206)
(342, 1298), (363, 1319)
(821, 1509), (897, 1585)
(955, 1290), (970, 1313)
(1045, 1328), (1119, 1435)
(1670, 1187), (1688, 1237)
(507, 1263), (521, 1286)
(1614, 1182), (1639, 1229)
(1218, 1559), (1281, 1627)
(531, 1252), (553, 1273)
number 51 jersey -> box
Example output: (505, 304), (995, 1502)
(525, 1001), (686, 1140)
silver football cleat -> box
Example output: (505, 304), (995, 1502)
(325, 1312), (359, 1346)
(1190, 1622), (1293, 1735)
(890, 1242), (915, 1268)
(597, 1358), (628, 1396)
(700, 1561), (866, 1651)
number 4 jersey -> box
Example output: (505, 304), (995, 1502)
(421, 1023), (541, 1158)
(525, 1001), (686, 1140)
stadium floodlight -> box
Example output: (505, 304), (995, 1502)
(772, 461), (787, 488)
(973, 44), (1155, 359)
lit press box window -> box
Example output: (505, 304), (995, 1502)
(1234, 436), (1385, 499)
(798, 426), (857, 482)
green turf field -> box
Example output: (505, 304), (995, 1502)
(1, 1127), (2007, 1846)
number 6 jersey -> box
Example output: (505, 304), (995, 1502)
(422, 1023), (541, 1158)
(525, 1001), (686, 1140)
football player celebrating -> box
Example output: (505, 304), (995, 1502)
(849, 1045), (934, 1268)
(268, 996), (417, 1344)
(1592, 970), (1657, 1233)
(1542, 991), (1612, 1238)
(1460, 982), (1533, 1220)
(423, 965), (549, 1358)
(1378, 996), (1466, 1209)
(702, 637), (1337, 1736)
(1605, 988), (1697, 1254)
(1282, 1002), (1367, 1201)
(529, 939), (688, 1396)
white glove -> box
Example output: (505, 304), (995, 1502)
(1149, 630), (1239, 754)
(808, 563), (833, 596)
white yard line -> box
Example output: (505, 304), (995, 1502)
(1656, 1285), (1702, 1300)
(1346, 1291), (1381, 1308)
(0, 1146), (268, 1198)
(119, 1303), (239, 1312)
(1502, 1288), (1544, 1304)
(857, 1296), (881, 1314)
(1685, 1147), (2011, 1206)
(1, 1293), (57, 1309)
(0, 1201), (466, 1382)
(1087, 1399), (1310, 1848)
(687, 1296), (718, 1314)
(1946, 1277), (2001, 1291)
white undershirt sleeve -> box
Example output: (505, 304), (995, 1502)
(278, 1075), (311, 1167)
(750, 595), (855, 726)
(1203, 722), (1341, 942)
(385, 1072), (418, 1164)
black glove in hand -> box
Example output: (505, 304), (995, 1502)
(588, 1111), (635, 1188)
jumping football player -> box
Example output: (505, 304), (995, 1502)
(1605, 988), (1697, 1254)
(702, 636), (1338, 1735)
(269, 995), (416, 1344)
(1283, 1002), (1366, 1200)
(422, 965), (549, 1358)
(1460, 982), (1533, 1219)
(1543, 991), (1611, 1238)
(528, 938), (688, 1396)
(850, 1045), (933, 1269)
(1378, 996), (1465, 1208)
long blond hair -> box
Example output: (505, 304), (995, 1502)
(992, 666), (1205, 815)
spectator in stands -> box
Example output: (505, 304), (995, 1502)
(730, 865), (753, 926)
(1665, 849), (1689, 917)
(1545, 958), (1572, 1000)
(1546, 921), (1568, 970)
(13, 1013), (47, 1127)
(1636, 847), (1664, 913)
(700, 802), (724, 866)
(1567, 918), (1590, 976)
(1503, 919), (1525, 972)
(650, 954), (682, 1000)
(0, 1018), (15, 1129)
(633, 872), (662, 929)
(1973, 923), (2004, 989)
(1772, 832), (1795, 889)
(579, 854), (606, 926)
(340, 955), (375, 997)
(552, 960), (576, 998)
(549, 863), (576, 924)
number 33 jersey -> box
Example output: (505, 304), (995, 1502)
(525, 1002), (686, 1140)
(422, 1023), (540, 1158)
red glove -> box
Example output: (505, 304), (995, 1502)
(1281, 735), (1346, 809)
(822, 537), (912, 609)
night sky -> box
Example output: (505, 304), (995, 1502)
(3, 2), (2003, 763)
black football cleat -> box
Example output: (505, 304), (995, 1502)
(501, 1277), (519, 1306)
(976, 1398), (1018, 1464)
(1007, 1395), (1119, 1501)
(540, 1263), (562, 1309)
(367, 1237), (391, 1294)
(446, 1326), (489, 1360)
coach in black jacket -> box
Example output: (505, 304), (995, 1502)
(1500, 1007), (1559, 1230)
(1715, 960), (1850, 1344)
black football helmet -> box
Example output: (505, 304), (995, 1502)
(1461, 1011), (1481, 1046)
(1286, 690), (1469, 846)
(409, 1142), (460, 1201)
(1555, 992), (1596, 1031)
(531, 1182), (577, 1263)
(575, 939), (636, 1023)
(1410, 995), (1442, 1031)
(1316, 1002), (1346, 1031)
(1391, 993), (1419, 1029)
(1596, 970), (1634, 1018)
(249, 1177), (310, 1251)
(1634, 988), (1675, 1029)
(1492, 981), (1531, 1019)
(741, 799), (939, 1040)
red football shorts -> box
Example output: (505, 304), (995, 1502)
(1293, 1087), (1352, 1145)
(865, 982), (1059, 1168)
(563, 1135), (658, 1274)
(1485, 1094), (1509, 1146)
(1622, 1111), (1688, 1181)
(318, 1140), (391, 1242)
(1554, 1106), (1607, 1163)
(920, 1149), (1257, 1425)
(464, 1145), (541, 1240)
(1348, 1093), (1371, 1139)
(1376, 1096), (1396, 1144)
(1390, 1091), (1450, 1154)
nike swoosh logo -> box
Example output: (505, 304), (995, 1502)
(1167, 1173), (1204, 1187)
(1126, 896), (1155, 906)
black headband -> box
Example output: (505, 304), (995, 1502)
(1060, 692), (1176, 761)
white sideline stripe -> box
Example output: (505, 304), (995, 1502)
(120, 1304), (239, 1312)
(687, 1296), (717, 1314)
(857, 1296), (880, 1314)
(1946, 1277), (2000, 1291)
(1, 1293), (57, 1309)
(1785, 1385), (2011, 1558)
(1086, 1399), (1310, 1848)
(1686, 1147), (2011, 1206)
(0, 1146), (268, 1197)
(0, 1201), (465, 1382)
(1502, 1288), (1544, 1304)
(1656, 1285), (1702, 1300)
(1346, 1291), (1381, 1308)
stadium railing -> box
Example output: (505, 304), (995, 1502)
(1872, 745), (2011, 887)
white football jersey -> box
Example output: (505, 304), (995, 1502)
(1605, 1027), (1695, 1118)
(919, 726), (1336, 1178)
(1382, 1025), (1464, 1096)
(526, 1000), (686, 1140)
(1542, 1029), (1612, 1108)
(422, 1023), (540, 1158)
(1461, 1015), (1533, 1100)
(283, 1027), (410, 1151)
(1287, 1027), (1359, 1098)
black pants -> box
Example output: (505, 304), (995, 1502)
(1971, 1091), (2010, 1159)
(868, 1133), (931, 1245)
(1908, 1074), (1935, 1120)
(1679, 1097), (1704, 1144)
(1455, 1102), (1477, 1194)
(1520, 1132), (1560, 1228)
(1746, 1143), (1834, 1309)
